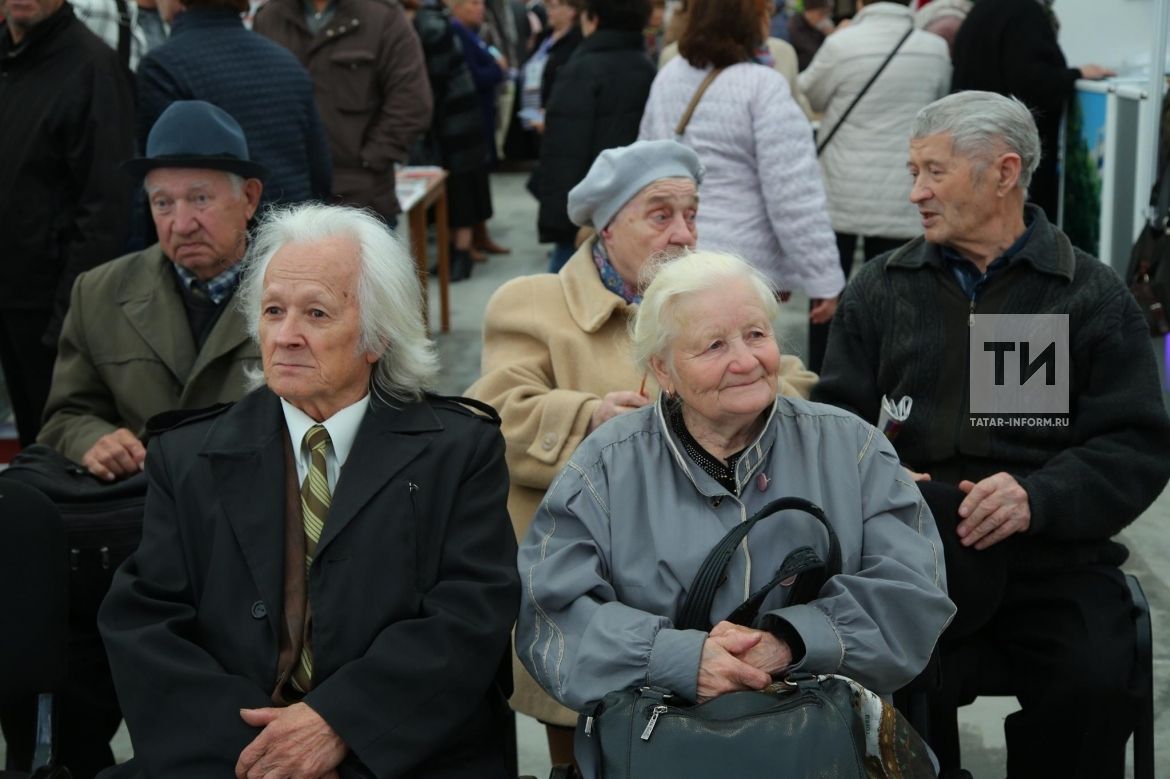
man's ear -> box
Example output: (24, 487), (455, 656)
(996, 153), (1022, 196)
(243, 178), (264, 220)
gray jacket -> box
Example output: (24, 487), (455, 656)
(517, 395), (955, 714)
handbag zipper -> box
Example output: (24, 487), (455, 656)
(638, 692), (818, 743)
(640, 705), (669, 740)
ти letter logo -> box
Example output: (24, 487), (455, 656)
(969, 314), (1069, 414)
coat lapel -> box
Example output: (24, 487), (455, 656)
(118, 246), (196, 383)
(183, 291), (256, 403)
(314, 396), (444, 558)
(202, 389), (288, 639)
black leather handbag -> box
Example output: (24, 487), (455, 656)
(583, 497), (935, 779)
(0, 444), (147, 625)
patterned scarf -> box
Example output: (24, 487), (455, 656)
(592, 239), (642, 304)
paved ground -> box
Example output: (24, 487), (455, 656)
(4, 172), (1166, 777)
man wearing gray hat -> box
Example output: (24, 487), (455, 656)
(38, 100), (264, 482)
(4, 100), (267, 778)
(466, 139), (816, 767)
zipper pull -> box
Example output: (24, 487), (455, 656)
(584, 715), (594, 736)
(640, 704), (668, 741)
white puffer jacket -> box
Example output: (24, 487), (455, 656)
(639, 58), (844, 299)
(798, 2), (951, 239)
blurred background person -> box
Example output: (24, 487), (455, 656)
(0, 0), (135, 448)
(408, 0), (495, 281)
(658, 0), (811, 118)
(537, 0), (656, 273)
(255, 0), (431, 223)
(798, 0), (949, 370)
(448, 0), (513, 262)
(788, 0), (834, 71)
(950, 0), (1114, 221)
(139, 0), (332, 209)
(913, 0), (967, 56)
(639, 0), (842, 370)
(506, 0), (582, 161)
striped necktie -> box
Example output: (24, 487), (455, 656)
(291, 423), (331, 692)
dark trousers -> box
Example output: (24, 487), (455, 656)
(919, 482), (1137, 778)
(0, 624), (122, 778)
(807, 233), (905, 373)
(0, 309), (56, 446)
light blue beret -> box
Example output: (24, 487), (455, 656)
(567, 140), (704, 229)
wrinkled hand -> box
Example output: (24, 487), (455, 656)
(236, 703), (347, 779)
(82, 428), (146, 482)
(588, 390), (650, 433)
(1078, 63), (1116, 80)
(956, 472), (1031, 550)
(696, 627), (772, 702)
(809, 297), (838, 324)
(709, 621), (793, 675)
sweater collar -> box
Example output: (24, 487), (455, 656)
(170, 6), (245, 34)
(888, 205), (1075, 282)
(560, 236), (636, 334)
(576, 28), (645, 54)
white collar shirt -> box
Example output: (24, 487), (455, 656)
(280, 394), (370, 491)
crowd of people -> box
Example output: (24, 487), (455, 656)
(0, 0), (1168, 777)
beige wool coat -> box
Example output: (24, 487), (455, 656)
(466, 238), (818, 724)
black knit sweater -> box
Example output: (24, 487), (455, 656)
(813, 206), (1170, 570)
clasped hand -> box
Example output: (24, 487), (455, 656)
(696, 621), (793, 703)
(235, 702), (347, 779)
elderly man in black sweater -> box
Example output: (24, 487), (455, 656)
(814, 91), (1170, 779)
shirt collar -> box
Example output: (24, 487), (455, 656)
(172, 262), (244, 305)
(939, 213), (1036, 300)
(280, 393), (370, 472)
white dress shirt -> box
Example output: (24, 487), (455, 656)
(280, 395), (370, 491)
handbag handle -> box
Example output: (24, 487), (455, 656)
(675, 68), (724, 137)
(816, 25), (914, 156)
(676, 497), (841, 632)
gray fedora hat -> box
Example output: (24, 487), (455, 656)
(123, 100), (268, 181)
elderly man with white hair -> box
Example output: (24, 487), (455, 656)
(814, 91), (1170, 778)
(98, 203), (521, 779)
(467, 139), (817, 767)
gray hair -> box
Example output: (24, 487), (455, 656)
(630, 250), (779, 374)
(911, 91), (1041, 191)
(238, 203), (439, 404)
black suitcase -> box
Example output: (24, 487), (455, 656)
(0, 444), (146, 625)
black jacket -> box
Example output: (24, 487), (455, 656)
(950, 0), (1078, 219)
(536, 29), (655, 244)
(99, 388), (520, 778)
(813, 206), (1170, 570)
(0, 3), (135, 338)
(412, 3), (489, 174)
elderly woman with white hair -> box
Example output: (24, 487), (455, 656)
(99, 203), (520, 779)
(516, 250), (954, 770)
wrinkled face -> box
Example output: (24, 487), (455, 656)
(652, 278), (780, 430)
(601, 177), (698, 288)
(1, 0), (64, 38)
(452, 0), (485, 27)
(146, 168), (260, 280)
(908, 132), (999, 250)
(259, 237), (379, 422)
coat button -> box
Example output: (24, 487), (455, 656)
(338, 25), (347, 32)
(251, 600), (267, 619)
(541, 433), (557, 451)
(325, 28), (334, 36)
(710, 496), (723, 508)
(351, 17), (358, 24)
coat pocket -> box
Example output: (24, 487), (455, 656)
(329, 49), (377, 113)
